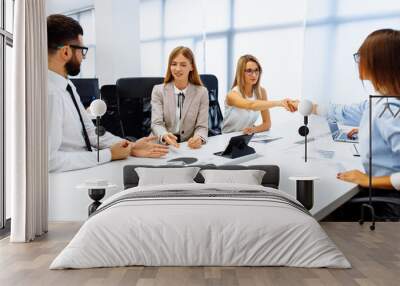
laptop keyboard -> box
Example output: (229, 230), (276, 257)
(337, 133), (348, 140)
(336, 132), (357, 142)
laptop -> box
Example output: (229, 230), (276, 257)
(328, 121), (358, 143)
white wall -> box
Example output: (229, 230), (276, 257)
(94, 0), (141, 85)
(46, 0), (141, 85)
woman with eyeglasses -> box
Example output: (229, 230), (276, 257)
(222, 54), (297, 134)
(151, 46), (209, 149)
(293, 29), (400, 219)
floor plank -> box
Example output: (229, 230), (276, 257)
(0, 222), (399, 286)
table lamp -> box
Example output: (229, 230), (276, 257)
(298, 99), (313, 162)
(89, 99), (107, 162)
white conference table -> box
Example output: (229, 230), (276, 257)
(49, 115), (363, 221)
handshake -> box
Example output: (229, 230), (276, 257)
(280, 99), (300, 113)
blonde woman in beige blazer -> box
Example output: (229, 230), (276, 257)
(151, 46), (209, 149)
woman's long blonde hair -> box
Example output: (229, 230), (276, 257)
(232, 54), (262, 99)
(164, 46), (203, 86)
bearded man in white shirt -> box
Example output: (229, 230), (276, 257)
(47, 14), (168, 172)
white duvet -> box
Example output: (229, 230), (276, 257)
(50, 183), (350, 269)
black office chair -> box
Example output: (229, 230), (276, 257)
(116, 77), (164, 139)
(348, 187), (400, 221)
(116, 75), (222, 139)
(200, 74), (223, 136)
(325, 187), (400, 221)
(100, 85), (124, 137)
(70, 78), (100, 108)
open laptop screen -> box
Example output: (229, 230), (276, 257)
(327, 121), (340, 139)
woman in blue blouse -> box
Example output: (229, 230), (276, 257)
(295, 29), (400, 217)
(332, 29), (400, 190)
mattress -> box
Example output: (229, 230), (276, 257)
(50, 183), (350, 269)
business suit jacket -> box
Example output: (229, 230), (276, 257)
(151, 82), (209, 142)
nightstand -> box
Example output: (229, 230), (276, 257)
(77, 180), (117, 216)
(289, 176), (319, 210)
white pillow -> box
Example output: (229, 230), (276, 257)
(200, 169), (266, 185)
(136, 167), (201, 186)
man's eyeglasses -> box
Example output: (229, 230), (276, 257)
(353, 52), (360, 64)
(58, 44), (89, 57)
(244, 68), (260, 75)
(69, 44), (89, 57)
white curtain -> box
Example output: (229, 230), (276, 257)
(9, 0), (48, 242)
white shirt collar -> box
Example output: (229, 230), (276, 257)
(48, 69), (69, 91)
(173, 84), (188, 95)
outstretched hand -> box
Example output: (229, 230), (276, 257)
(130, 136), (169, 158)
(288, 99), (299, 112)
(281, 98), (298, 112)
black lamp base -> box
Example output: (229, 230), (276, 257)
(296, 180), (314, 210)
(88, 188), (105, 216)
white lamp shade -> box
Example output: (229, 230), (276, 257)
(298, 99), (313, 116)
(90, 99), (107, 117)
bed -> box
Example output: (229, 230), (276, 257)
(50, 165), (350, 269)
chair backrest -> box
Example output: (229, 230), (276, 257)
(200, 74), (218, 96)
(100, 85), (118, 106)
(200, 74), (223, 136)
(116, 77), (164, 139)
(100, 85), (124, 137)
(115, 75), (222, 139)
(70, 78), (100, 108)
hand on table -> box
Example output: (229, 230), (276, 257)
(110, 140), (131, 160)
(162, 133), (179, 148)
(130, 136), (169, 158)
(337, 169), (368, 187)
(243, 127), (256, 135)
(187, 135), (203, 149)
(347, 128), (359, 139)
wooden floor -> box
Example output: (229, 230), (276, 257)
(0, 222), (399, 286)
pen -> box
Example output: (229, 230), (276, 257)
(353, 144), (360, 157)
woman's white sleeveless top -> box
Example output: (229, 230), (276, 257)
(222, 86), (259, 133)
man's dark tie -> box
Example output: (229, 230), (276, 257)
(177, 92), (185, 119)
(66, 84), (92, 151)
